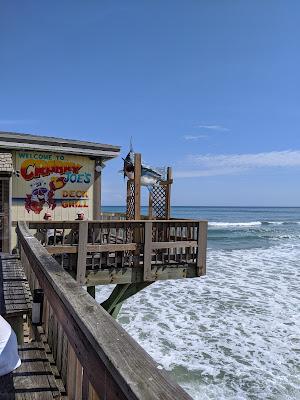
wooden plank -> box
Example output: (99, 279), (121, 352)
(196, 221), (208, 276)
(86, 265), (198, 285)
(56, 324), (63, 373)
(82, 369), (89, 400)
(29, 221), (79, 229)
(75, 358), (83, 400)
(143, 221), (153, 281)
(67, 343), (77, 399)
(17, 221), (193, 400)
(12, 342), (60, 399)
(77, 220), (88, 285)
(151, 240), (197, 249)
(87, 243), (137, 253)
(0, 257), (32, 319)
(46, 245), (78, 254)
(44, 241), (136, 255)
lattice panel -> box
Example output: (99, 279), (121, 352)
(152, 185), (167, 219)
(126, 180), (135, 220)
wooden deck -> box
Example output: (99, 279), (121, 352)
(15, 221), (193, 399)
(28, 218), (208, 285)
(0, 255), (32, 343)
(0, 342), (61, 399)
(0, 254), (65, 399)
(0, 217), (207, 398)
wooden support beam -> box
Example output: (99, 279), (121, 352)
(196, 221), (208, 276)
(88, 243), (137, 253)
(134, 153), (141, 220)
(85, 265), (197, 286)
(101, 282), (152, 318)
(45, 243), (137, 255)
(151, 240), (197, 249)
(143, 221), (153, 281)
(110, 302), (123, 319)
(77, 220), (88, 285)
(93, 159), (102, 220)
(87, 286), (96, 298)
(166, 167), (172, 220)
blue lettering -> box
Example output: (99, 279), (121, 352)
(84, 173), (91, 184)
(77, 174), (83, 183)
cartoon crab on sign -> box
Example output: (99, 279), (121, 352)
(24, 176), (66, 214)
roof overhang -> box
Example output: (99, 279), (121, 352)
(0, 132), (121, 160)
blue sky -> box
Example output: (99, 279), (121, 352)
(1, 1), (300, 206)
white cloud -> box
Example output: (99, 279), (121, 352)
(195, 124), (230, 132)
(183, 134), (208, 140)
(175, 150), (300, 178)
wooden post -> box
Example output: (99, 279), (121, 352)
(87, 286), (95, 298)
(196, 221), (208, 276)
(93, 160), (102, 220)
(148, 192), (153, 220)
(77, 220), (88, 285)
(134, 153), (141, 220)
(166, 167), (172, 220)
(91, 160), (102, 297)
(143, 221), (153, 281)
(101, 282), (152, 318)
(92, 160), (101, 298)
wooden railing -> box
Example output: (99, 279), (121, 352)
(99, 212), (127, 220)
(17, 221), (192, 400)
(28, 219), (208, 285)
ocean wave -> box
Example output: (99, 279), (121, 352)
(209, 222), (262, 228)
(261, 221), (284, 225)
(100, 242), (300, 400)
(209, 221), (300, 228)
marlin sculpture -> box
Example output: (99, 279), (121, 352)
(122, 141), (165, 188)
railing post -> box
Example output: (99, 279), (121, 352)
(77, 220), (88, 285)
(196, 221), (208, 276)
(143, 221), (153, 281)
(166, 167), (172, 220)
(134, 153), (141, 220)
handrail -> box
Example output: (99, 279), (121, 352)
(17, 221), (192, 400)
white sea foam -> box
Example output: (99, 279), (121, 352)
(262, 221), (284, 225)
(96, 241), (300, 399)
(209, 221), (262, 228)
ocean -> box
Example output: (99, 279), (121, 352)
(96, 207), (300, 400)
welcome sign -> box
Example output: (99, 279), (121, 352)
(13, 151), (94, 214)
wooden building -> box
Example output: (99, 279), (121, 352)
(0, 132), (120, 252)
(0, 132), (207, 399)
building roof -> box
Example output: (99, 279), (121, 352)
(0, 153), (13, 174)
(0, 132), (120, 160)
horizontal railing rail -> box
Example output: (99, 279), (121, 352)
(28, 219), (208, 284)
(17, 221), (192, 400)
